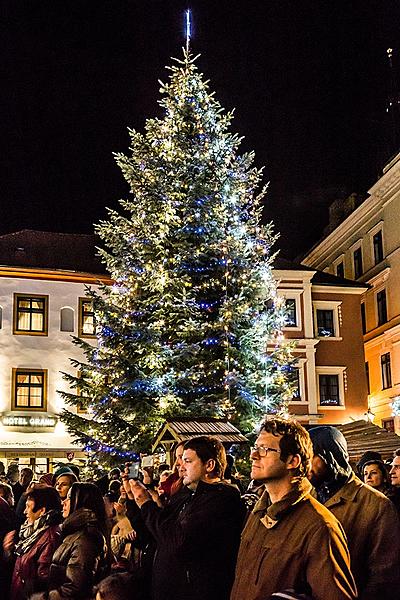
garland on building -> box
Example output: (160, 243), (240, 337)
(60, 50), (295, 465)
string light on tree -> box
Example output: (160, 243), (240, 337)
(59, 39), (293, 466)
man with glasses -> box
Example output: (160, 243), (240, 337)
(230, 416), (356, 600)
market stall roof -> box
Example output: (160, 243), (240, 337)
(336, 420), (400, 463)
(152, 418), (248, 452)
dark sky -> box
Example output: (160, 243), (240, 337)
(1, 1), (400, 258)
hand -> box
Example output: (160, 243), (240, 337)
(3, 530), (16, 554)
(129, 479), (152, 508)
(113, 501), (127, 515)
(121, 476), (134, 499)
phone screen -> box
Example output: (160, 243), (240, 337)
(128, 463), (140, 479)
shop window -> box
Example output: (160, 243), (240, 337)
(60, 307), (75, 332)
(12, 368), (47, 411)
(353, 247), (363, 279)
(373, 230), (384, 265)
(381, 352), (392, 390)
(78, 298), (96, 337)
(13, 294), (48, 335)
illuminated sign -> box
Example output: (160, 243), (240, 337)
(1, 414), (58, 428)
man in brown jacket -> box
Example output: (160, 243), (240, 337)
(309, 426), (400, 600)
(230, 417), (357, 600)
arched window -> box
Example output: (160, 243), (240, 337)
(60, 307), (74, 332)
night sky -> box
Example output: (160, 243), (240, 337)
(2, 1), (400, 258)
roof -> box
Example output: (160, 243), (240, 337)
(273, 256), (369, 289)
(152, 418), (248, 451)
(0, 230), (107, 275)
(336, 420), (400, 463)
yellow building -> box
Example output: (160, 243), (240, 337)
(302, 152), (400, 433)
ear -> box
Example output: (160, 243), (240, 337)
(38, 506), (47, 517)
(205, 458), (216, 475)
(286, 454), (301, 472)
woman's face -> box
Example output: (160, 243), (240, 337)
(364, 463), (384, 488)
(62, 490), (72, 518)
(24, 498), (45, 524)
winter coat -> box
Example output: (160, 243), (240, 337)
(141, 479), (246, 600)
(11, 524), (60, 600)
(324, 473), (400, 600)
(30, 508), (108, 600)
(309, 426), (400, 600)
(230, 479), (357, 600)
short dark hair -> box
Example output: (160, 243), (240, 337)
(259, 417), (313, 478)
(183, 436), (227, 478)
(394, 448), (400, 458)
(0, 482), (13, 503)
(27, 486), (62, 513)
(95, 573), (142, 600)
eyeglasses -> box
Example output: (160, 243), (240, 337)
(251, 444), (280, 457)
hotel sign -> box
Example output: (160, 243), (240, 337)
(1, 413), (58, 429)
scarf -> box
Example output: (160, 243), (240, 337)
(14, 510), (61, 556)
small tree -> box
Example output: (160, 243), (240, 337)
(60, 51), (294, 466)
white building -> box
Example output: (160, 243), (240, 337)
(0, 230), (110, 474)
(302, 152), (400, 433)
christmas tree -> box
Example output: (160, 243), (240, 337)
(60, 50), (294, 465)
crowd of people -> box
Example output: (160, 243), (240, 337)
(1, 418), (400, 600)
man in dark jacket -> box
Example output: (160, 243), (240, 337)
(129, 436), (246, 600)
(309, 425), (400, 600)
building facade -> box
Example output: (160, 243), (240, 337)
(302, 152), (400, 432)
(273, 258), (368, 425)
(0, 231), (110, 474)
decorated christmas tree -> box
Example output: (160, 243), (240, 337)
(60, 49), (294, 465)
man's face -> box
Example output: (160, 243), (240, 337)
(175, 445), (184, 471)
(250, 431), (286, 483)
(389, 456), (400, 487)
(55, 475), (73, 500)
(181, 449), (208, 491)
(308, 455), (329, 487)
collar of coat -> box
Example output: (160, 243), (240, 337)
(323, 473), (367, 508)
(253, 478), (312, 529)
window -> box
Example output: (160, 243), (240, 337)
(316, 366), (346, 408)
(284, 299), (297, 327)
(353, 247), (363, 279)
(377, 290), (388, 326)
(12, 368), (47, 410)
(336, 261), (344, 278)
(361, 303), (366, 334)
(78, 298), (96, 337)
(365, 362), (370, 395)
(373, 230), (384, 265)
(381, 352), (392, 390)
(316, 309), (334, 337)
(319, 374), (340, 406)
(313, 301), (341, 339)
(13, 294), (48, 335)
(382, 418), (395, 433)
(60, 307), (74, 332)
